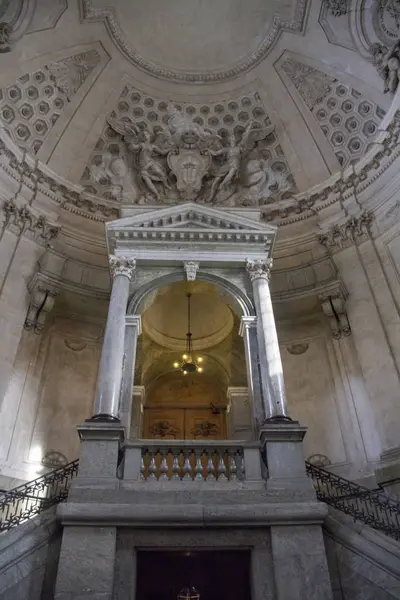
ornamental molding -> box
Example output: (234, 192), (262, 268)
(318, 290), (351, 339)
(245, 258), (273, 282)
(1, 198), (60, 244)
(79, 0), (309, 83)
(183, 261), (199, 281)
(109, 255), (136, 280)
(25, 272), (60, 334)
(318, 211), (373, 252)
(0, 110), (399, 227)
(323, 0), (350, 16)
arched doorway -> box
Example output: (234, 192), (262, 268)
(133, 280), (249, 441)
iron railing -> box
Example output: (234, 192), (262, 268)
(0, 459), (79, 532)
(1, 455), (400, 540)
(306, 461), (400, 540)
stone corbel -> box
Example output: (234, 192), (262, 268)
(318, 290), (351, 340)
(24, 273), (60, 334)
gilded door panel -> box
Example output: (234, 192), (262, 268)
(185, 409), (227, 440)
(143, 409), (184, 440)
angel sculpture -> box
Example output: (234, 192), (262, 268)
(91, 152), (135, 201)
(107, 118), (174, 201)
(206, 121), (275, 203)
(370, 41), (400, 94)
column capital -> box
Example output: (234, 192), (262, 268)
(109, 255), (136, 280)
(239, 315), (257, 336)
(183, 261), (199, 281)
(245, 258), (273, 283)
(125, 314), (142, 335)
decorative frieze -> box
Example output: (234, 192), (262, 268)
(245, 258), (273, 283)
(318, 291), (351, 339)
(2, 199), (60, 244)
(319, 211), (373, 252)
(1, 108), (400, 226)
(109, 255), (136, 280)
(183, 261), (199, 281)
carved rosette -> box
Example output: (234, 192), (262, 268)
(109, 255), (136, 280)
(245, 258), (273, 283)
(183, 261), (199, 281)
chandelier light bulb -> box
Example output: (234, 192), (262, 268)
(175, 293), (204, 376)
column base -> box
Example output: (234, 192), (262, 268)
(264, 415), (298, 424)
(86, 413), (121, 423)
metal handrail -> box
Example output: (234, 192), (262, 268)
(0, 459), (79, 532)
(1, 454), (400, 539)
(306, 461), (400, 540)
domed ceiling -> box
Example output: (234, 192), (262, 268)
(0, 0), (394, 227)
(81, 0), (308, 81)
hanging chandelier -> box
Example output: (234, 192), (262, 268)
(173, 293), (203, 375)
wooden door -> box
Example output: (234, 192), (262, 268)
(143, 408), (226, 440)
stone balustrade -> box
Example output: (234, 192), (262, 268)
(123, 440), (262, 483)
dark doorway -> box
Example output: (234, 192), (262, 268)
(136, 549), (251, 600)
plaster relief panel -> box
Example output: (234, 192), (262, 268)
(278, 56), (386, 169)
(80, 87), (297, 207)
(29, 328), (100, 464)
(0, 48), (101, 156)
(282, 336), (347, 465)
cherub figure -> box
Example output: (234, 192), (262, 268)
(371, 41), (400, 94)
(206, 121), (275, 203)
(107, 118), (174, 200)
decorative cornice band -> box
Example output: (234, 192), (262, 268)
(2, 199), (60, 244)
(80, 0), (308, 83)
(319, 211), (373, 252)
(0, 111), (399, 227)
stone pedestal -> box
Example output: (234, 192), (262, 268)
(73, 422), (125, 489)
(54, 526), (117, 600)
(261, 423), (315, 497)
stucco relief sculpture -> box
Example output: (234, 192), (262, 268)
(0, 22), (12, 53)
(371, 41), (400, 93)
(102, 108), (291, 207)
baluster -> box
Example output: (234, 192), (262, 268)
(228, 451), (238, 481)
(148, 452), (157, 481)
(194, 449), (204, 481)
(159, 450), (169, 481)
(140, 454), (146, 480)
(183, 450), (192, 480)
(206, 451), (216, 481)
(237, 449), (245, 480)
(171, 451), (181, 481)
(218, 452), (227, 481)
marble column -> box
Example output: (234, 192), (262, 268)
(245, 258), (290, 421)
(239, 316), (264, 431)
(92, 255), (136, 421)
(119, 315), (142, 435)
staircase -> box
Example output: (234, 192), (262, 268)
(1, 458), (400, 541)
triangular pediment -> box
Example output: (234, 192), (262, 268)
(106, 202), (277, 234)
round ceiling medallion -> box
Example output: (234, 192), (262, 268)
(81, 0), (309, 82)
(142, 282), (234, 350)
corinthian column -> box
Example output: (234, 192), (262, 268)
(92, 255), (136, 421)
(246, 258), (291, 422)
